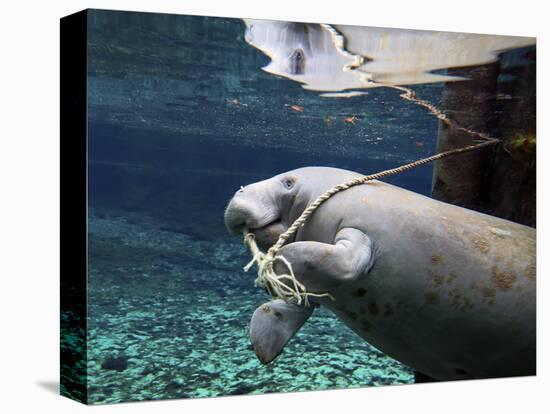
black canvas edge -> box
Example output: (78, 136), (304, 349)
(60, 9), (88, 405)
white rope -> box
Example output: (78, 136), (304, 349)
(243, 231), (334, 306)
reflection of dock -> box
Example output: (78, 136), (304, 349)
(242, 19), (534, 92)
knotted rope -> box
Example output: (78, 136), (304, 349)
(243, 230), (335, 306)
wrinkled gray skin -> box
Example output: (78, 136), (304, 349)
(224, 167), (536, 380)
(249, 300), (314, 364)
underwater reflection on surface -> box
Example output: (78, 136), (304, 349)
(243, 19), (534, 92)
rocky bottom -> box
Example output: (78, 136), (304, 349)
(85, 210), (413, 404)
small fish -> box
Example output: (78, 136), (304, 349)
(231, 98), (240, 105)
(344, 115), (357, 125)
(325, 115), (334, 126)
(415, 141), (425, 148)
(290, 105), (304, 112)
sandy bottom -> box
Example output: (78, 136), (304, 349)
(84, 210), (413, 404)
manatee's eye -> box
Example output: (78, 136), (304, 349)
(283, 177), (295, 189)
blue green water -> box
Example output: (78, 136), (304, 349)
(85, 212), (412, 402)
(61, 9), (535, 404)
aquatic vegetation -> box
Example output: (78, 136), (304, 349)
(506, 131), (536, 166)
(510, 132), (536, 153)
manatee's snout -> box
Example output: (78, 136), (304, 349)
(224, 184), (280, 237)
(224, 193), (250, 235)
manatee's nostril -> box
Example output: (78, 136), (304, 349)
(224, 212), (246, 235)
(225, 187), (279, 236)
(224, 198), (250, 235)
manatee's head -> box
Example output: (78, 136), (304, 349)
(224, 169), (315, 250)
(224, 167), (361, 249)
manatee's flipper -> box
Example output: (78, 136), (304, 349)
(249, 299), (314, 364)
(273, 227), (374, 292)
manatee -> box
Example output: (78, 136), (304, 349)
(224, 166), (536, 381)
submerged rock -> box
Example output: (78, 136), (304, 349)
(101, 356), (128, 372)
